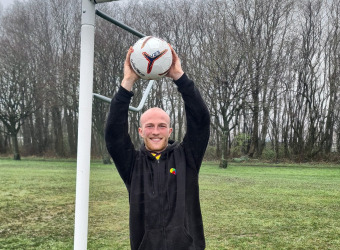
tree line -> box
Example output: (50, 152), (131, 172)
(0, 0), (339, 165)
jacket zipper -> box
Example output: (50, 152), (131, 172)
(157, 159), (168, 249)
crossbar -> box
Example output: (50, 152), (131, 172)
(96, 9), (146, 38)
(93, 80), (155, 112)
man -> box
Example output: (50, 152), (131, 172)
(105, 45), (210, 250)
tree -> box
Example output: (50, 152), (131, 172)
(323, 0), (340, 155)
(189, 0), (249, 167)
(92, 3), (130, 163)
(0, 0), (339, 161)
(0, 3), (38, 159)
(292, 0), (326, 159)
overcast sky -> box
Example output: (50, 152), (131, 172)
(0, 0), (24, 10)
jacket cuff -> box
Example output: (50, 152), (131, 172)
(173, 73), (188, 87)
(115, 86), (134, 103)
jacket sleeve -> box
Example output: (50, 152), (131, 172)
(174, 73), (210, 171)
(105, 86), (136, 185)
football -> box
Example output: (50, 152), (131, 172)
(130, 36), (172, 80)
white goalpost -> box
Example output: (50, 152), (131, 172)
(74, 0), (151, 249)
(74, 1), (116, 249)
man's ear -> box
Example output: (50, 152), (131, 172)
(138, 127), (143, 137)
(168, 128), (173, 137)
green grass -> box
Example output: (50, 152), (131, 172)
(0, 159), (339, 249)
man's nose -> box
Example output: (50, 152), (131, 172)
(151, 127), (160, 134)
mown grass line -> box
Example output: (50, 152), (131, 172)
(0, 159), (339, 249)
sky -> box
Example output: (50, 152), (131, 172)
(0, 0), (22, 10)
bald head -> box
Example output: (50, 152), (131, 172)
(140, 107), (171, 127)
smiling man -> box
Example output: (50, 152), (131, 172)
(138, 107), (173, 153)
(105, 45), (210, 250)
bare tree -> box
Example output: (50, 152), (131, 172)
(49, 0), (81, 156)
(227, 0), (294, 158)
(92, 3), (132, 163)
(323, 0), (340, 155)
(186, 0), (249, 167)
(1, 0), (339, 161)
(0, 2), (38, 159)
(291, 0), (326, 159)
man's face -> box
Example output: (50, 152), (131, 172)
(138, 108), (173, 153)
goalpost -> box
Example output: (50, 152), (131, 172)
(74, 0), (152, 248)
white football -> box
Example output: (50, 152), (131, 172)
(130, 36), (172, 80)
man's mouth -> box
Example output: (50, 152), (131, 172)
(150, 138), (162, 142)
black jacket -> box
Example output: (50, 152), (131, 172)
(105, 74), (210, 250)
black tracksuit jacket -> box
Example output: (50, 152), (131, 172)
(105, 73), (210, 250)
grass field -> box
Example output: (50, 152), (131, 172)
(0, 158), (339, 249)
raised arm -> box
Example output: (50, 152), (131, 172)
(168, 46), (210, 170)
(175, 74), (210, 170)
(105, 48), (139, 185)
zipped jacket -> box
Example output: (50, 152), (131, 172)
(105, 73), (210, 250)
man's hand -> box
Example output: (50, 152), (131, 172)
(166, 45), (184, 81)
(121, 47), (140, 91)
